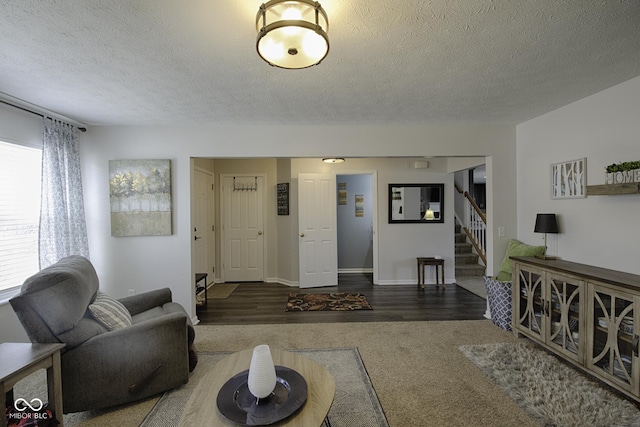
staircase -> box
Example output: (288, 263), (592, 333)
(455, 222), (486, 277)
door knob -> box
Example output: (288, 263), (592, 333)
(258, 231), (263, 235)
(300, 233), (304, 237)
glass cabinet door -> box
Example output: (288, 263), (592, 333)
(588, 284), (638, 394)
(514, 265), (545, 340)
(547, 273), (583, 362)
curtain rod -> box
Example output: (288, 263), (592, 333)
(0, 98), (87, 132)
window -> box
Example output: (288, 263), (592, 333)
(0, 140), (42, 295)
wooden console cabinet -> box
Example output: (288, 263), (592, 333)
(511, 256), (640, 401)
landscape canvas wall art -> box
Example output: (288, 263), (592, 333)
(109, 159), (172, 236)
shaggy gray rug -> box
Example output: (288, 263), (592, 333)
(460, 341), (640, 427)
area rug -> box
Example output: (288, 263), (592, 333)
(208, 283), (238, 299)
(285, 293), (372, 312)
(140, 348), (388, 427)
(460, 341), (640, 427)
(455, 277), (487, 299)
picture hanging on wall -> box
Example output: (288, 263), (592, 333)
(109, 159), (172, 236)
(338, 182), (347, 205)
(551, 158), (587, 199)
(277, 183), (289, 215)
(355, 195), (364, 217)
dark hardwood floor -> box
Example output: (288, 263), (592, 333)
(196, 273), (487, 325)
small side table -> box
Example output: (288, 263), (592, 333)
(417, 257), (445, 289)
(1, 343), (66, 427)
(195, 273), (208, 308)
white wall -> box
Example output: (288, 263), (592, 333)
(81, 125), (516, 319)
(0, 122), (516, 341)
(516, 75), (640, 274)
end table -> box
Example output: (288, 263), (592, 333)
(417, 257), (445, 289)
(1, 343), (66, 427)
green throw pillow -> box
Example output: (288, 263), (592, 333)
(497, 239), (546, 281)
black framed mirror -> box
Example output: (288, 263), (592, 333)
(388, 183), (444, 223)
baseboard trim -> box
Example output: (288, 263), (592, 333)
(376, 279), (454, 286)
(338, 268), (374, 274)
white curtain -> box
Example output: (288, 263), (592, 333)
(39, 118), (89, 268)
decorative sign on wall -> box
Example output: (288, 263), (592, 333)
(551, 158), (586, 199)
(277, 183), (289, 215)
(109, 159), (172, 236)
(605, 161), (640, 184)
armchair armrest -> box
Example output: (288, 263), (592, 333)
(118, 287), (173, 315)
(61, 311), (189, 412)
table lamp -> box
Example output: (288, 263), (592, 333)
(423, 209), (435, 220)
(534, 213), (559, 260)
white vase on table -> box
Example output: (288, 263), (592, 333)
(247, 344), (277, 401)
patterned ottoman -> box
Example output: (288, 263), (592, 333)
(484, 276), (512, 331)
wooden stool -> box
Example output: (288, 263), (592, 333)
(417, 257), (445, 289)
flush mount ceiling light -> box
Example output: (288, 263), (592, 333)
(256, 0), (329, 69)
(322, 158), (345, 163)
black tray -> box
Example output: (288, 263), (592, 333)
(216, 366), (308, 426)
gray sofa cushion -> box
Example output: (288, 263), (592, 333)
(57, 316), (108, 348)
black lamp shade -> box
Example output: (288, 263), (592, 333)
(534, 213), (559, 234)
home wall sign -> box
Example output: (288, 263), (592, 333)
(605, 161), (640, 184)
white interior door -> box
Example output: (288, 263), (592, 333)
(222, 175), (264, 282)
(194, 169), (213, 281)
(298, 173), (337, 288)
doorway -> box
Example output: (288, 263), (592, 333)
(297, 171), (378, 288)
(336, 174), (374, 276)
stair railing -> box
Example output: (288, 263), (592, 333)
(455, 184), (487, 265)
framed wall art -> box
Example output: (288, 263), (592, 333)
(277, 182), (289, 215)
(355, 194), (364, 217)
(338, 182), (347, 205)
(109, 159), (172, 236)
(551, 158), (586, 199)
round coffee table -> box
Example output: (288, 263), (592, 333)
(179, 348), (335, 426)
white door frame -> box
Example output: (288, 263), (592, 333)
(334, 170), (379, 284)
(194, 167), (215, 282)
(220, 173), (266, 283)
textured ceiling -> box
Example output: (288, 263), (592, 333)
(0, 0), (639, 127)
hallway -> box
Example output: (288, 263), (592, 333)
(197, 274), (487, 325)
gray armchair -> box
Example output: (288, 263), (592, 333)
(9, 255), (197, 413)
